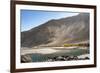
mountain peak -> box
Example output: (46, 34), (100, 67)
(21, 13), (89, 48)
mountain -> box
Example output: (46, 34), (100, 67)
(21, 13), (89, 48)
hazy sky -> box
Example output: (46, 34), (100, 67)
(21, 10), (79, 32)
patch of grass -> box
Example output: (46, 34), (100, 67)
(63, 43), (89, 47)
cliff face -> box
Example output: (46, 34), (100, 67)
(21, 13), (89, 48)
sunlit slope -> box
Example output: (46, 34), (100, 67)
(21, 13), (89, 48)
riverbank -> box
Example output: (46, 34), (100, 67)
(21, 47), (89, 63)
(21, 47), (89, 55)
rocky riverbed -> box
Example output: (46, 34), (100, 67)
(46, 55), (89, 62)
(21, 47), (89, 63)
(21, 54), (89, 63)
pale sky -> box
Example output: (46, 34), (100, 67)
(21, 10), (79, 32)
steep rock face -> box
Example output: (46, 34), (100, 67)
(21, 13), (89, 48)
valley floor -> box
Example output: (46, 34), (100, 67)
(21, 46), (88, 55)
(21, 47), (89, 63)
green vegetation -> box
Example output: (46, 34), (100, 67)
(64, 43), (89, 47)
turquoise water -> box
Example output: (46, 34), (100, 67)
(32, 48), (89, 62)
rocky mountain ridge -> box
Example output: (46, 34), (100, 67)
(21, 13), (89, 48)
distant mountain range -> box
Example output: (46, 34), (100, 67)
(21, 13), (89, 48)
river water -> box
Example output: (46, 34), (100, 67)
(31, 47), (89, 62)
